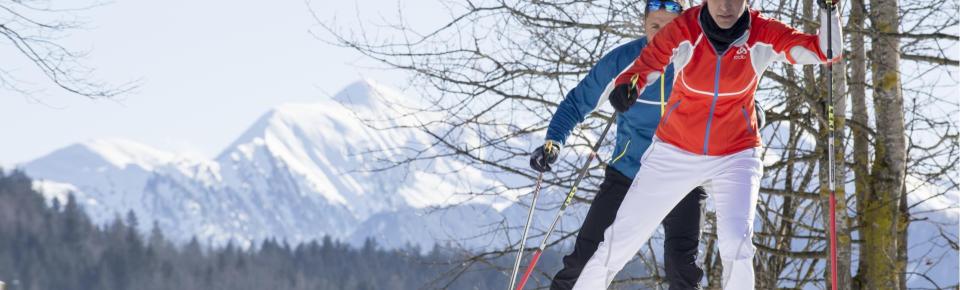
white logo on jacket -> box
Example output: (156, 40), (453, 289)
(734, 46), (748, 60)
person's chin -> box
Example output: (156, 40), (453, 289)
(713, 16), (736, 28)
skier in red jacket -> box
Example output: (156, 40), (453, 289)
(572, 0), (841, 288)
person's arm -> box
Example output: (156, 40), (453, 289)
(610, 17), (692, 94)
(545, 42), (640, 145)
(762, 8), (842, 64)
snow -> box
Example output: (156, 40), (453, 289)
(22, 79), (510, 250)
(31, 180), (78, 207)
(904, 176), (959, 288)
(907, 177), (960, 221)
(22, 79), (955, 285)
(80, 139), (176, 170)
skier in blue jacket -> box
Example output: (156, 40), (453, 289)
(529, 1), (764, 288)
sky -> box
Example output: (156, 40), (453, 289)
(0, 0), (444, 166)
(2, 1), (957, 168)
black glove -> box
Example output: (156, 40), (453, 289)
(754, 100), (766, 129)
(817, 0), (838, 10)
(609, 83), (640, 113)
(530, 140), (561, 172)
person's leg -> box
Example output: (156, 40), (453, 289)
(550, 167), (633, 290)
(663, 186), (708, 290)
(704, 148), (762, 289)
(573, 139), (706, 289)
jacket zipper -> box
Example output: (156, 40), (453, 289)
(697, 9), (750, 155)
(703, 50), (725, 155)
(663, 99), (682, 124)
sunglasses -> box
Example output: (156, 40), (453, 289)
(646, 0), (684, 14)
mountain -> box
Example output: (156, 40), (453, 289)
(19, 80), (956, 287)
(0, 170), (519, 290)
(22, 79), (523, 249)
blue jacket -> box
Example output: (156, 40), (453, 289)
(546, 37), (674, 178)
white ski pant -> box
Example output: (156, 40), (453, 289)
(572, 137), (762, 289)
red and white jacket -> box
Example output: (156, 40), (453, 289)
(607, 5), (842, 156)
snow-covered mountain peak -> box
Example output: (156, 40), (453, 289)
(22, 79), (518, 250)
(23, 138), (181, 186)
(75, 138), (174, 170)
(332, 79), (406, 110)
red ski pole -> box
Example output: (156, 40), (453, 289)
(507, 172), (544, 290)
(514, 115), (616, 290)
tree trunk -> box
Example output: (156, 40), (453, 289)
(863, 0), (907, 287)
(898, 187), (910, 289)
(829, 33), (853, 290)
(847, 0), (872, 289)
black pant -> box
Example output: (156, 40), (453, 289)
(550, 167), (707, 290)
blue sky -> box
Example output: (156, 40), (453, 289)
(3, 1), (956, 168)
(0, 0), (443, 166)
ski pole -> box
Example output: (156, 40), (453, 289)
(824, 3), (838, 290)
(508, 172), (544, 290)
(514, 114), (617, 290)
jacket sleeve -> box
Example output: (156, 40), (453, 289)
(545, 42), (641, 144)
(761, 9), (843, 64)
(611, 15), (692, 94)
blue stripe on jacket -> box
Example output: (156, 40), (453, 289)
(545, 37), (675, 178)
